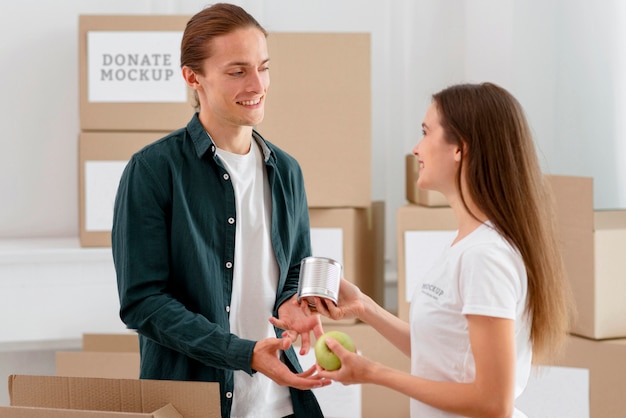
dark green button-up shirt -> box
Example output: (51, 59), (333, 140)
(112, 113), (322, 418)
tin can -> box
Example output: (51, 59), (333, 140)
(297, 256), (342, 306)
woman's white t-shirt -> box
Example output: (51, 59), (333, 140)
(216, 140), (293, 418)
(409, 222), (531, 418)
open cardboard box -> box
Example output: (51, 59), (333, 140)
(3, 375), (219, 418)
(0, 403), (180, 418)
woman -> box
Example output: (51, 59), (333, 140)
(308, 83), (573, 417)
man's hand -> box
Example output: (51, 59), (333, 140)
(269, 294), (324, 355)
(251, 336), (331, 390)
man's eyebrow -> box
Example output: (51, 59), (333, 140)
(225, 58), (270, 67)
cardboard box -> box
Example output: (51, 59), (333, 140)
(258, 33), (371, 207)
(80, 15), (372, 207)
(82, 332), (139, 352)
(309, 202), (385, 314)
(570, 209), (626, 339)
(556, 335), (626, 418)
(0, 404), (180, 418)
(546, 175), (594, 338)
(78, 131), (166, 247)
(396, 204), (457, 321)
(79, 15), (195, 131)
(296, 321), (410, 418)
(57, 333), (139, 379)
(547, 175), (626, 339)
(6, 375), (219, 418)
(56, 351), (140, 379)
(405, 154), (449, 207)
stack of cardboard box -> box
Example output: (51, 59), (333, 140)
(78, 15), (194, 247)
(547, 176), (626, 418)
(77, 16), (385, 310)
(257, 32), (385, 310)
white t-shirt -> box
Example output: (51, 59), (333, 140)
(216, 140), (293, 418)
(409, 222), (531, 418)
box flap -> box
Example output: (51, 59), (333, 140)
(0, 404), (181, 417)
(0, 404), (181, 418)
(9, 375), (220, 418)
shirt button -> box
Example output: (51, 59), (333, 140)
(226, 306), (230, 313)
(228, 217), (235, 224)
(226, 261), (233, 269)
(226, 391), (233, 399)
(223, 173), (229, 180)
(211, 145), (216, 153)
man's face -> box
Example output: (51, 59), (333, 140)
(196, 27), (270, 130)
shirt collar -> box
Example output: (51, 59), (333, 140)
(187, 113), (273, 163)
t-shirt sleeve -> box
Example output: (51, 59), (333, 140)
(459, 243), (525, 320)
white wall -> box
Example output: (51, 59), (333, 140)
(1, 0), (625, 277)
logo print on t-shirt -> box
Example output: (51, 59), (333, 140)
(421, 283), (444, 300)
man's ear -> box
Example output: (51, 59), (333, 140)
(182, 66), (200, 89)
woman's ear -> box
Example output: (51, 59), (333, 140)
(454, 141), (467, 163)
(182, 66), (200, 90)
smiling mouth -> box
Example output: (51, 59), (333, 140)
(237, 97), (262, 106)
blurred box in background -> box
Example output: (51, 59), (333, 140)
(396, 204), (456, 321)
(310, 202), (385, 316)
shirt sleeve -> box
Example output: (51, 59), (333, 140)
(274, 160), (312, 312)
(112, 154), (256, 374)
(459, 243), (525, 320)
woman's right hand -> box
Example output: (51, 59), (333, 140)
(310, 278), (365, 321)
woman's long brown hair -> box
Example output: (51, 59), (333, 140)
(433, 82), (574, 364)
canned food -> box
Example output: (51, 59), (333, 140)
(297, 256), (342, 306)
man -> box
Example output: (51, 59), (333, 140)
(112, 4), (327, 417)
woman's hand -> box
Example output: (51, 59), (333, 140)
(310, 278), (365, 321)
(314, 335), (376, 385)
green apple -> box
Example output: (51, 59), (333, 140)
(314, 330), (356, 371)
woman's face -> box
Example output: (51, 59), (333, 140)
(412, 103), (462, 195)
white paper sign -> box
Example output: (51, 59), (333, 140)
(87, 31), (186, 103)
(404, 230), (456, 302)
(310, 228), (344, 265)
(516, 366), (589, 417)
(85, 160), (128, 231)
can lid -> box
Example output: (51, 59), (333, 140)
(300, 256), (342, 268)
